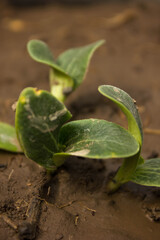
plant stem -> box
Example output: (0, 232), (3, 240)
(49, 69), (73, 103)
(51, 84), (66, 103)
(107, 152), (140, 193)
(107, 179), (123, 193)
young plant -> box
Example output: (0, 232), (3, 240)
(0, 39), (104, 154)
(99, 85), (160, 192)
(15, 87), (139, 171)
(0, 85), (160, 192)
(27, 39), (105, 102)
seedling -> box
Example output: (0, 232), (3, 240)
(0, 84), (160, 193)
(99, 85), (160, 192)
(27, 39), (105, 102)
(0, 86), (139, 172)
(15, 87), (139, 171)
(0, 38), (160, 192)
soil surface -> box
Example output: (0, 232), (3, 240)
(0, 1), (160, 240)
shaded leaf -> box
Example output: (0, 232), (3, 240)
(0, 122), (22, 152)
(131, 158), (160, 187)
(57, 40), (105, 89)
(15, 88), (71, 170)
(98, 85), (143, 145)
(59, 119), (139, 159)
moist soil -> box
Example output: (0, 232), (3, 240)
(0, 1), (160, 239)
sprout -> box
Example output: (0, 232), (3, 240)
(27, 39), (105, 102)
(0, 40), (160, 193)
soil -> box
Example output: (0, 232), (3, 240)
(0, 0), (160, 239)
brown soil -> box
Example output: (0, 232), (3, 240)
(0, 1), (160, 239)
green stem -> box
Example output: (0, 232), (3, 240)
(53, 153), (69, 167)
(49, 68), (73, 103)
(107, 151), (140, 193)
(45, 154), (68, 174)
(51, 85), (66, 103)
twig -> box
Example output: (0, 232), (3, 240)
(37, 197), (77, 210)
(47, 186), (51, 196)
(8, 169), (14, 180)
(36, 196), (55, 208)
(57, 200), (76, 209)
(84, 206), (96, 215)
(0, 214), (18, 231)
(144, 128), (160, 135)
(74, 215), (79, 226)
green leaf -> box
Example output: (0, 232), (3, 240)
(59, 119), (140, 159)
(27, 39), (67, 75)
(0, 122), (22, 153)
(27, 40), (76, 102)
(57, 40), (105, 89)
(27, 40), (105, 102)
(15, 88), (71, 170)
(130, 158), (160, 187)
(98, 85), (143, 145)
